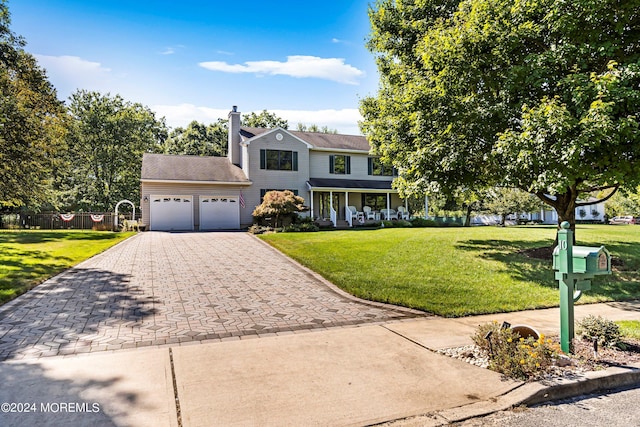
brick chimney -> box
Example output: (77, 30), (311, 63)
(228, 105), (241, 166)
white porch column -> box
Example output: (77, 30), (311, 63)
(330, 190), (335, 227)
(386, 193), (390, 211)
(310, 189), (314, 220)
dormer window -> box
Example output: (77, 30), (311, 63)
(260, 149), (298, 171)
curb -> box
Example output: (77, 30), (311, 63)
(522, 361), (640, 406)
(381, 362), (640, 426)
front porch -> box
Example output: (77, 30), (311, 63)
(306, 179), (412, 228)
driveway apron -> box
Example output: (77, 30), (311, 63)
(0, 232), (421, 361)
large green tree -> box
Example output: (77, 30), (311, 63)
(164, 119), (227, 157)
(484, 187), (544, 226)
(361, 0), (640, 232)
(0, 1), (67, 209)
(61, 90), (167, 211)
(242, 110), (288, 129)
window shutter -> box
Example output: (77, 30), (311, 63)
(329, 155), (335, 174)
(346, 156), (351, 174)
(293, 151), (298, 171)
(368, 158), (373, 175)
(260, 149), (266, 169)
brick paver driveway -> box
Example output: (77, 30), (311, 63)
(0, 232), (423, 361)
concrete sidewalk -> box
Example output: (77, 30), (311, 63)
(0, 301), (638, 427)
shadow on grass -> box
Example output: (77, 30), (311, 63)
(0, 248), (75, 304)
(0, 268), (158, 362)
(456, 239), (640, 302)
(456, 238), (556, 287)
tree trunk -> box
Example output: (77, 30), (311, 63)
(536, 190), (577, 245)
(464, 204), (473, 227)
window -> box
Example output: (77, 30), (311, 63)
(361, 194), (387, 211)
(330, 155), (351, 174)
(368, 157), (395, 176)
(260, 149), (298, 171)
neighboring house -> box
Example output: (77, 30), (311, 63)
(470, 198), (606, 225)
(140, 106), (407, 231)
(528, 197), (606, 224)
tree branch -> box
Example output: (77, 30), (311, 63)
(534, 191), (558, 208)
(577, 183), (620, 194)
(575, 184), (620, 207)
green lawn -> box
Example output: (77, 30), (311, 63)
(260, 225), (640, 317)
(617, 320), (640, 341)
(0, 230), (134, 304)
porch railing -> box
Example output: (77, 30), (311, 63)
(345, 206), (353, 227)
(330, 207), (337, 227)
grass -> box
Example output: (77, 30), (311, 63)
(259, 225), (640, 317)
(617, 320), (640, 341)
(0, 230), (135, 304)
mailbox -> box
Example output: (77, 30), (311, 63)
(552, 245), (611, 276)
(553, 221), (613, 353)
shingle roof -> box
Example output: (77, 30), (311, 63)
(307, 178), (393, 190)
(141, 153), (250, 183)
(240, 127), (371, 152)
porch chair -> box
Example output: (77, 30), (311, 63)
(346, 206), (359, 222)
(380, 209), (398, 220)
(363, 206), (376, 220)
(397, 206), (410, 220)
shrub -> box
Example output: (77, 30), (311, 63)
(283, 222), (319, 232)
(577, 315), (621, 348)
(248, 224), (274, 235)
(292, 214), (314, 224)
(472, 321), (559, 381)
(410, 218), (439, 227)
(382, 220), (412, 228)
(252, 190), (305, 228)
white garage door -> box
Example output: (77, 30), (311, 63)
(200, 197), (240, 230)
(150, 196), (193, 231)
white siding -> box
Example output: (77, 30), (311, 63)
(244, 131), (311, 207)
(308, 151), (394, 183)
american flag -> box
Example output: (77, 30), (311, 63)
(239, 191), (245, 208)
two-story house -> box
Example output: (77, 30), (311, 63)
(140, 106), (407, 230)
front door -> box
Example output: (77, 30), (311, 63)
(319, 193), (342, 220)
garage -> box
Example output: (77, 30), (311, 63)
(150, 196), (193, 231)
(200, 196), (240, 230)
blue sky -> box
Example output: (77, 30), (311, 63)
(10, 0), (379, 134)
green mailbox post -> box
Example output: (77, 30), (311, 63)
(552, 221), (611, 353)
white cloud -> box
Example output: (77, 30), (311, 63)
(160, 45), (185, 55)
(153, 104), (363, 135)
(34, 55), (112, 97)
(199, 55), (364, 85)
(152, 104), (230, 128)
